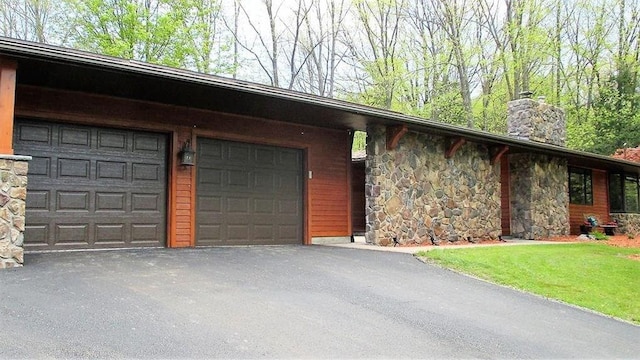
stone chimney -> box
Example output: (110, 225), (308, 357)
(507, 92), (566, 147)
(506, 92), (570, 240)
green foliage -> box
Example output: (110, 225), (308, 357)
(590, 230), (608, 241)
(64, 0), (231, 73)
(352, 131), (366, 152)
(418, 243), (640, 324)
(589, 73), (640, 155)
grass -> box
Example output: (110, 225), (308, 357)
(416, 243), (640, 324)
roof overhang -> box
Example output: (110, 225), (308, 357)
(1, 37), (639, 175)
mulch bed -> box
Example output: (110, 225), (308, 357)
(397, 235), (640, 261)
(540, 234), (640, 261)
(540, 234), (640, 248)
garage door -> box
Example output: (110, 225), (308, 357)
(14, 119), (168, 251)
(196, 138), (303, 246)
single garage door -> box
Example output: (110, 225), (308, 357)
(196, 138), (303, 246)
(14, 119), (168, 251)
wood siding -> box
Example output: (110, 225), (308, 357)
(568, 169), (610, 234)
(0, 58), (17, 154)
(500, 156), (510, 235)
(14, 85), (351, 246)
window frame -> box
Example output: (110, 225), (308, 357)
(569, 166), (593, 205)
(608, 171), (640, 213)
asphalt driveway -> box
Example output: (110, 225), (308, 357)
(1, 246), (638, 359)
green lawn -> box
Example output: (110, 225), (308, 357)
(416, 243), (640, 324)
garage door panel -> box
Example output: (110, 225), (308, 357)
(199, 141), (223, 159)
(58, 158), (91, 179)
(278, 150), (301, 168)
(227, 169), (250, 189)
(132, 163), (161, 181)
(95, 224), (126, 243)
(59, 127), (91, 148)
(278, 174), (301, 193)
(196, 138), (303, 246)
(96, 161), (127, 180)
(18, 123), (52, 144)
(131, 224), (161, 243)
(56, 191), (90, 211)
(254, 198), (275, 214)
(55, 224), (90, 244)
(133, 134), (162, 152)
(197, 195), (222, 212)
(26, 190), (50, 210)
(24, 224), (49, 245)
(227, 144), (250, 162)
(14, 119), (167, 251)
(28, 156), (51, 176)
(98, 130), (127, 150)
(96, 192), (126, 211)
(132, 193), (162, 212)
(254, 148), (276, 166)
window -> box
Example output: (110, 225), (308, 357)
(608, 172), (640, 213)
(609, 173), (624, 212)
(569, 167), (593, 205)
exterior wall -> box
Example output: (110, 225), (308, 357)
(509, 154), (569, 239)
(609, 213), (640, 236)
(0, 155), (29, 268)
(500, 156), (511, 235)
(365, 124), (501, 246)
(568, 169), (609, 235)
(507, 98), (566, 146)
(15, 85), (351, 247)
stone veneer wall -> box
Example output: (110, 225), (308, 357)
(365, 124), (501, 246)
(0, 155), (30, 268)
(509, 154), (569, 239)
(609, 213), (640, 236)
(508, 98), (566, 147)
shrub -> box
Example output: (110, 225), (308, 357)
(590, 230), (609, 241)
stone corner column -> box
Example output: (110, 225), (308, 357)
(364, 124), (385, 245)
(0, 154), (31, 269)
(509, 154), (569, 239)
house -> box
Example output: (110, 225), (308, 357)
(1, 37), (639, 268)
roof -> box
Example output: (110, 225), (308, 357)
(1, 36), (640, 175)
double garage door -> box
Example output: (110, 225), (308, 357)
(15, 120), (303, 250)
(14, 120), (168, 251)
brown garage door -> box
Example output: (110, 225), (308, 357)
(14, 119), (168, 251)
(196, 138), (303, 246)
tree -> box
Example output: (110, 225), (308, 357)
(66, 0), (192, 67)
(296, 0), (350, 97)
(183, 0), (233, 74)
(433, 0), (475, 127)
(0, 0), (71, 44)
(345, 0), (407, 110)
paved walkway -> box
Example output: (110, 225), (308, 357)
(322, 237), (574, 254)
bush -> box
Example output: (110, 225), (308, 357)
(590, 231), (609, 241)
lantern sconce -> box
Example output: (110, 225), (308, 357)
(179, 139), (195, 166)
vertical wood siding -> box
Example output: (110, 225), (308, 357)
(15, 85), (350, 246)
(568, 169), (610, 234)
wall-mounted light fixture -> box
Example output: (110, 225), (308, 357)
(179, 139), (195, 166)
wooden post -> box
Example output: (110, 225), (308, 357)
(0, 58), (17, 155)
